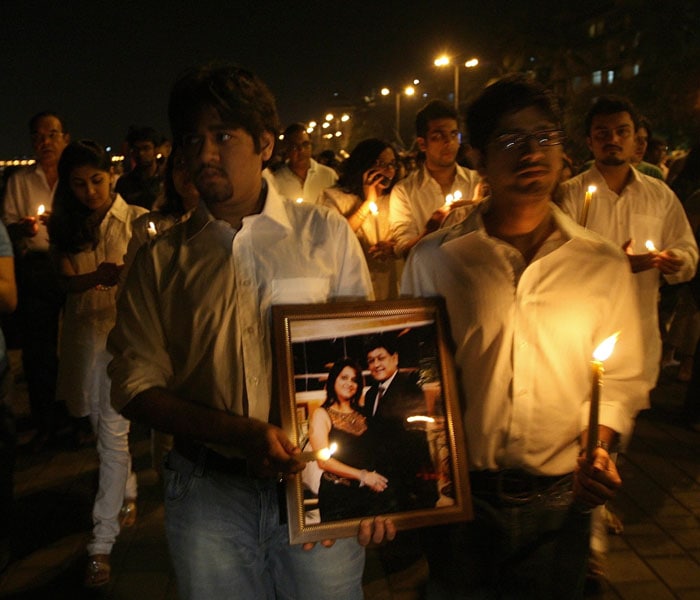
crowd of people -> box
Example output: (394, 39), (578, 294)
(0, 62), (697, 599)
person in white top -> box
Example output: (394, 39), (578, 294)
(47, 140), (147, 588)
(558, 96), (698, 388)
(401, 75), (647, 598)
(1, 111), (69, 450)
(271, 123), (338, 203)
(108, 63), (392, 600)
(389, 100), (481, 257)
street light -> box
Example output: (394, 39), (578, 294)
(434, 55), (479, 110)
(381, 84), (417, 146)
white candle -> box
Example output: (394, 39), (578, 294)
(368, 201), (380, 241)
(298, 442), (338, 462)
(580, 185), (596, 228)
(586, 332), (619, 461)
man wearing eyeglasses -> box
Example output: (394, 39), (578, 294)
(390, 100), (481, 258)
(401, 76), (647, 598)
(271, 122), (338, 204)
(2, 111), (69, 451)
(559, 96), (697, 389)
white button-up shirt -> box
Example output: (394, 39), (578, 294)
(108, 183), (372, 448)
(389, 164), (481, 257)
(271, 158), (338, 204)
(2, 164), (56, 252)
(559, 165), (698, 385)
(401, 202), (648, 475)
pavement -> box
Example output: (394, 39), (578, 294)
(0, 349), (698, 599)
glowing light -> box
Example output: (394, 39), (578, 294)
(593, 332), (619, 362)
(308, 120), (317, 128)
(299, 442), (338, 462)
(465, 58), (479, 68)
(434, 55), (450, 67)
(37, 205), (45, 217)
(407, 415), (436, 424)
(404, 85), (415, 96)
(380, 87), (390, 96)
(147, 221), (157, 237)
(368, 201), (379, 217)
(324, 113), (334, 121)
(295, 197), (304, 204)
(645, 240), (657, 252)
(340, 114), (350, 122)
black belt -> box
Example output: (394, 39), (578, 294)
(470, 469), (572, 504)
(173, 438), (249, 477)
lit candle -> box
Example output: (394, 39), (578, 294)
(580, 185), (596, 228)
(586, 332), (619, 462)
(37, 204), (45, 218)
(295, 197), (304, 204)
(298, 442), (338, 462)
(368, 201), (380, 242)
(645, 240), (657, 253)
(147, 221), (157, 238)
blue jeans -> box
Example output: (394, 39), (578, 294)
(425, 480), (590, 599)
(164, 448), (365, 600)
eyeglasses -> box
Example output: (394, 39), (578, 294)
(374, 160), (397, 170)
(591, 126), (633, 142)
(288, 141), (312, 152)
(492, 129), (565, 152)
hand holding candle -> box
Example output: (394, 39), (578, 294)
(298, 442), (338, 462)
(586, 332), (619, 462)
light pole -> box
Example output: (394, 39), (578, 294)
(434, 55), (479, 110)
(382, 84), (417, 146)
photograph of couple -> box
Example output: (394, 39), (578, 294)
(288, 319), (458, 528)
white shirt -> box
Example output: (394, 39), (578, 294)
(271, 158), (338, 204)
(389, 164), (481, 257)
(558, 164), (698, 385)
(2, 164), (56, 251)
(401, 202), (648, 475)
(108, 183), (372, 451)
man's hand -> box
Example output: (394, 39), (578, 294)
(424, 208), (449, 234)
(573, 448), (621, 508)
(18, 217), (39, 238)
(622, 239), (656, 273)
(655, 250), (683, 275)
(357, 516), (396, 547)
(368, 240), (396, 261)
(241, 421), (304, 479)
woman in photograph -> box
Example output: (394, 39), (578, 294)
(308, 357), (388, 521)
(47, 140), (147, 588)
(320, 138), (401, 300)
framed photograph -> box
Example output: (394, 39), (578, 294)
(273, 298), (472, 544)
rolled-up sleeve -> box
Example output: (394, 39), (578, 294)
(108, 244), (173, 413)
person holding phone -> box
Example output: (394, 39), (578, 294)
(320, 138), (402, 299)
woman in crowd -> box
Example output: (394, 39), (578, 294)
(320, 139), (401, 300)
(308, 357), (387, 522)
(47, 140), (147, 588)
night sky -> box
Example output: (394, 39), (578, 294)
(1, 1), (497, 157)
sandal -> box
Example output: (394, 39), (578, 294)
(119, 498), (137, 528)
(84, 554), (111, 588)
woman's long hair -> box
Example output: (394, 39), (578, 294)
(48, 140), (113, 254)
(336, 138), (398, 199)
(321, 357), (364, 411)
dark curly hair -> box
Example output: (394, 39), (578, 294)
(336, 138), (398, 198)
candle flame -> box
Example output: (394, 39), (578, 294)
(368, 201), (379, 216)
(593, 332), (619, 362)
(316, 442), (338, 461)
(37, 204), (45, 216)
(406, 415), (436, 423)
(453, 190), (463, 201)
(586, 185), (597, 195)
(295, 197), (304, 204)
(645, 240), (657, 252)
(445, 193), (454, 206)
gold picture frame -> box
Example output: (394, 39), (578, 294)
(273, 298), (472, 544)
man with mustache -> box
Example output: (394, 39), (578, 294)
(108, 64), (391, 599)
(401, 75), (648, 598)
(559, 96), (697, 389)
